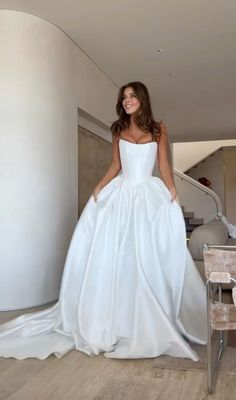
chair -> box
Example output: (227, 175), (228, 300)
(203, 244), (236, 393)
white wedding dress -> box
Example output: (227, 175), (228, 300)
(0, 139), (207, 361)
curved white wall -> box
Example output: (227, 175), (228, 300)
(0, 10), (117, 310)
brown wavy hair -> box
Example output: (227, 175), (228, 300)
(111, 81), (161, 140)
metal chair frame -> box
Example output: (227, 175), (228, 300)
(204, 244), (236, 394)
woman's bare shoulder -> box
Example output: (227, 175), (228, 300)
(112, 132), (120, 143)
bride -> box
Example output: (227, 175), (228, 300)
(0, 81), (207, 361)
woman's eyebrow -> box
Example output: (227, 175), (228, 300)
(124, 92), (135, 96)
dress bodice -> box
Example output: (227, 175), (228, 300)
(119, 139), (157, 184)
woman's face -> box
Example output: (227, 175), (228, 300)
(122, 87), (141, 115)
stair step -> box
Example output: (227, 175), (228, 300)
(183, 211), (194, 219)
(188, 217), (204, 226)
(181, 204), (204, 235)
(185, 224), (196, 232)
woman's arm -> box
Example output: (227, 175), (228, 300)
(93, 134), (121, 201)
(158, 123), (177, 202)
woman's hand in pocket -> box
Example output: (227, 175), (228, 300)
(169, 187), (178, 203)
(92, 185), (101, 202)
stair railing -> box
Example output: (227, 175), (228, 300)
(174, 169), (223, 223)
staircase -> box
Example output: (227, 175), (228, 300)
(174, 169), (222, 224)
(181, 206), (203, 238)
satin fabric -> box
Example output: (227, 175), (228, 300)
(0, 139), (207, 360)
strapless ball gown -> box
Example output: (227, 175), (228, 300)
(0, 139), (207, 361)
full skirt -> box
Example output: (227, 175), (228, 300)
(0, 175), (207, 360)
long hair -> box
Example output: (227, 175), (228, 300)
(111, 81), (161, 140)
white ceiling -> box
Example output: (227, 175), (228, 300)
(1, 0), (236, 142)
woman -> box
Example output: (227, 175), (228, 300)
(0, 82), (207, 360)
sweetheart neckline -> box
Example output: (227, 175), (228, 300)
(119, 138), (157, 146)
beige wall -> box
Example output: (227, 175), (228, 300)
(187, 146), (236, 223)
(224, 148), (236, 224)
(78, 127), (112, 216)
(187, 149), (225, 213)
